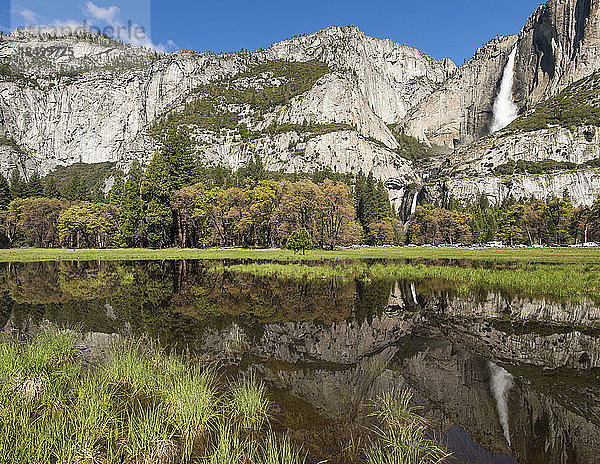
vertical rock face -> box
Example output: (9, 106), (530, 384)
(0, 45), (251, 175)
(403, 0), (600, 149)
(0, 25), (454, 182)
(514, 0), (600, 108)
(262, 26), (456, 123)
(403, 35), (518, 148)
(427, 169), (600, 208)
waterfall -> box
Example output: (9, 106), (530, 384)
(410, 191), (419, 215)
(488, 361), (513, 446)
(490, 46), (519, 133)
(410, 282), (418, 305)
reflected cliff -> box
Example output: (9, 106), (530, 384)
(1, 260), (599, 463)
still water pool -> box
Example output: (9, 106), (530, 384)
(1, 260), (598, 463)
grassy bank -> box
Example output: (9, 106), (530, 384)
(0, 246), (600, 263)
(215, 262), (600, 302)
(0, 330), (449, 464)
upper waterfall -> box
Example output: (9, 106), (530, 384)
(490, 46), (519, 133)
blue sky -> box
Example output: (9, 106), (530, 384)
(4, 0), (543, 63)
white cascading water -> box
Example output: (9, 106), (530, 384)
(410, 191), (419, 215)
(490, 46), (519, 133)
(410, 282), (418, 305)
(488, 361), (514, 446)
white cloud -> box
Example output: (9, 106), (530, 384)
(84, 2), (119, 23)
(81, 1), (171, 52)
(8, 2), (176, 53)
(19, 9), (39, 23)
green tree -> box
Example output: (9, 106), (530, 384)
(117, 161), (144, 247)
(524, 200), (547, 245)
(58, 202), (118, 248)
(27, 172), (43, 198)
(237, 154), (266, 184)
(64, 172), (87, 201)
(43, 177), (61, 199)
(470, 202), (498, 244)
(0, 174), (11, 207)
(498, 204), (526, 246)
(109, 171), (125, 207)
(141, 152), (173, 247)
(248, 180), (280, 247)
(545, 197), (573, 244)
(375, 180), (393, 220)
(160, 126), (195, 190)
(362, 172), (377, 225)
(570, 205), (594, 244)
(9, 169), (27, 199)
(286, 228), (311, 254)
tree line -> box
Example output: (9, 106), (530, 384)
(0, 128), (403, 249)
(2, 126), (597, 249)
(408, 195), (600, 246)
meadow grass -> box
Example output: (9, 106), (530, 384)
(367, 391), (450, 464)
(214, 261), (600, 302)
(229, 374), (270, 432)
(0, 330), (450, 464)
(0, 246), (600, 264)
(0, 330), (301, 464)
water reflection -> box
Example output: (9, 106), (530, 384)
(1, 260), (599, 464)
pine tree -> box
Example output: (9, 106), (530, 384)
(44, 177), (61, 198)
(117, 161), (143, 247)
(160, 126), (195, 191)
(355, 170), (366, 225)
(109, 171), (125, 207)
(363, 172), (377, 225)
(27, 172), (43, 198)
(375, 180), (392, 220)
(64, 173), (87, 201)
(0, 174), (11, 207)
(140, 154), (173, 247)
(9, 169), (27, 199)
(237, 153), (266, 183)
(91, 188), (105, 203)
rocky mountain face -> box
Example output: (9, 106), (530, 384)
(422, 68), (600, 207)
(0, 26), (449, 197)
(403, 35), (519, 149)
(514, 0), (600, 109)
(405, 0), (600, 149)
(1, 0), (600, 211)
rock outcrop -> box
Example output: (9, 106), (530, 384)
(261, 25), (456, 123)
(514, 0), (600, 109)
(404, 0), (600, 151)
(403, 35), (518, 148)
(427, 168), (600, 207)
(2, 0), (600, 212)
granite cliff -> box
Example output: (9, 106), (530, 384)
(1, 0), (600, 212)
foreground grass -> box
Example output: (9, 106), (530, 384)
(0, 246), (600, 264)
(215, 262), (600, 302)
(0, 330), (449, 464)
(0, 330), (300, 464)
